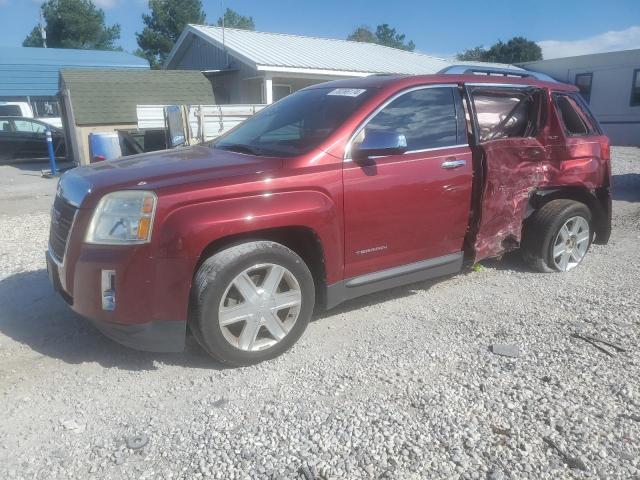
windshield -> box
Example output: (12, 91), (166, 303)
(214, 87), (375, 157)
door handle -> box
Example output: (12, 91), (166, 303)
(441, 159), (466, 169)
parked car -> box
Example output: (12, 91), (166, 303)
(0, 101), (63, 129)
(0, 117), (65, 162)
(47, 74), (611, 366)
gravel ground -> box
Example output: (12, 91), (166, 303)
(0, 148), (639, 480)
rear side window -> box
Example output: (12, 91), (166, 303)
(470, 88), (542, 142)
(362, 87), (463, 151)
(0, 105), (21, 116)
(631, 69), (640, 107)
(553, 93), (597, 136)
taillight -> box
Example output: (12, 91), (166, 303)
(599, 137), (610, 161)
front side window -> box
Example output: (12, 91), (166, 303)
(575, 73), (593, 103)
(471, 88), (542, 142)
(358, 87), (462, 152)
(273, 85), (292, 102)
(553, 93), (597, 136)
(215, 87), (375, 157)
(631, 69), (640, 107)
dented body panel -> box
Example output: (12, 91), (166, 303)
(470, 87), (611, 261)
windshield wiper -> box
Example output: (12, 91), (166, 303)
(215, 143), (263, 156)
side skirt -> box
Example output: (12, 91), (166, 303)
(325, 252), (463, 309)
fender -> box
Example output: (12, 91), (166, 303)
(156, 189), (344, 284)
(529, 186), (611, 244)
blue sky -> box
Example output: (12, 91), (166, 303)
(0, 0), (639, 59)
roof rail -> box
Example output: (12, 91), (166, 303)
(439, 65), (557, 82)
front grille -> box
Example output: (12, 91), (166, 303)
(49, 195), (78, 262)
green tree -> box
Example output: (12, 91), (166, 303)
(375, 24), (415, 52)
(217, 8), (255, 30)
(455, 46), (487, 62)
(347, 24), (415, 52)
(347, 26), (377, 44)
(457, 37), (542, 63)
(23, 0), (120, 50)
(136, 0), (206, 68)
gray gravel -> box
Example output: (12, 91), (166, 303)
(0, 147), (639, 480)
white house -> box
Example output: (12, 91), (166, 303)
(520, 49), (640, 146)
(165, 25), (521, 105)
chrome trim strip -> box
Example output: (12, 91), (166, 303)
(404, 144), (469, 155)
(344, 84), (460, 162)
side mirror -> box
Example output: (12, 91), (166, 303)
(352, 130), (407, 161)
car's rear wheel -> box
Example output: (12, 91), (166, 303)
(190, 241), (315, 366)
(522, 199), (592, 273)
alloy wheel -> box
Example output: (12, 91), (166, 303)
(218, 264), (302, 351)
(552, 216), (590, 271)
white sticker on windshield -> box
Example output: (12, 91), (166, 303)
(327, 88), (366, 97)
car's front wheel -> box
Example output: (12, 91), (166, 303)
(190, 241), (315, 366)
(522, 199), (592, 273)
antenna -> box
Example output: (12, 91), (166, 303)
(221, 0), (229, 68)
(221, 0), (225, 49)
(39, 10), (47, 48)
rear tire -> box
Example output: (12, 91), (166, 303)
(522, 199), (592, 273)
(190, 241), (315, 366)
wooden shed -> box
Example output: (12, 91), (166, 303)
(58, 69), (215, 165)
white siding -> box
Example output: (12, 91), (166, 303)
(521, 50), (640, 145)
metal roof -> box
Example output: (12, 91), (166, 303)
(0, 47), (149, 98)
(59, 69), (214, 125)
(169, 25), (456, 75)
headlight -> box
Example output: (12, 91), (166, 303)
(86, 191), (157, 245)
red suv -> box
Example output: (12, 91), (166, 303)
(47, 74), (611, 365)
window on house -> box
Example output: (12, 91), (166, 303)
(553, 93), (597, 136)
(273, 85), (292, 102)
(32, 99), (60, 118)
(575, 73), (593, 103)
(359, 87), (461, 152)
(471, 88), (542, 142)
(631, 69), (640, 107)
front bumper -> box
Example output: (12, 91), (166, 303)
(91, 317), (186, 352)
(46, 246), (190, 353)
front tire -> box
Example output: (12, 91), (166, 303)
(190, 241), (315, 366)
(522, 200), (592, 273)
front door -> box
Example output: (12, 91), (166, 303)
(466, 85), (547, 260)
(343, 85), (473, 279)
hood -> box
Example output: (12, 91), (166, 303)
(59, 146), (283, 208)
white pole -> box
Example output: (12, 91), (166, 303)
(39, 11), (47, 48)
(263, 74), (273, 105)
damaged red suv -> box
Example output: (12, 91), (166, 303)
(47, 74), (611, 365)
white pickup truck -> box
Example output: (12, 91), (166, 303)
(0, 102), (63, 128)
